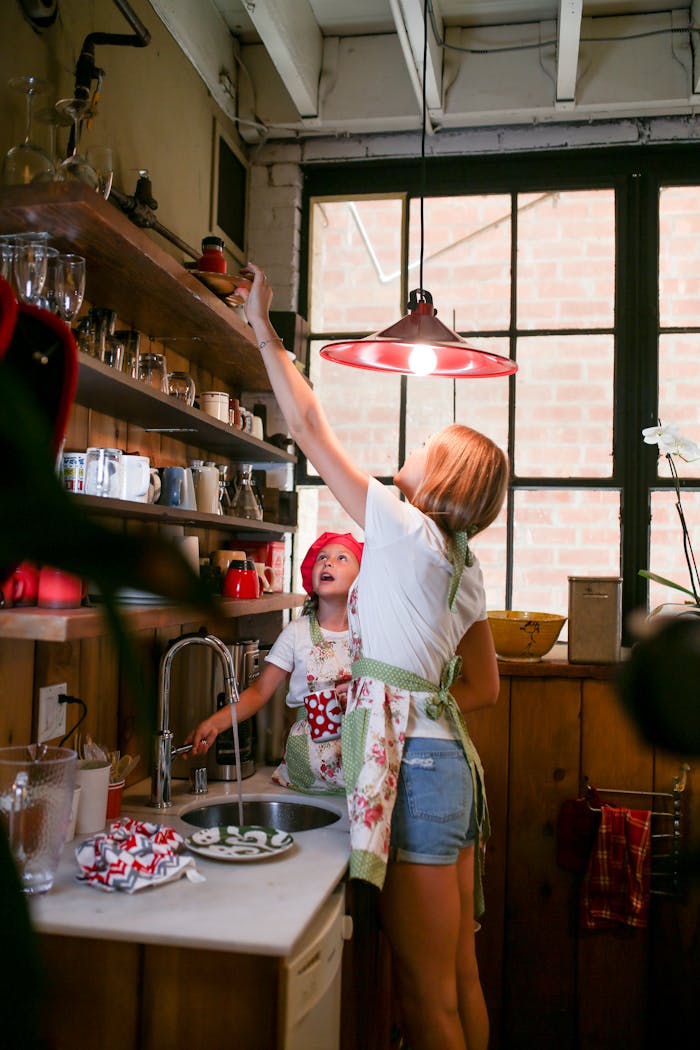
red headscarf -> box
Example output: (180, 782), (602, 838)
(300, 531), (364, 595)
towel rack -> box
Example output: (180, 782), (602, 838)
(583, 763), (690, 898)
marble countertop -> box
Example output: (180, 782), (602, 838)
(29, 768), (350, 959)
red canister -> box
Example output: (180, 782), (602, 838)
(222, 560), (260, 600)
(197, 235), (226, 274)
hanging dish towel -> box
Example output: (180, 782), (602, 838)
(580, 805), (651, 929)
(75, 818), (205, 893)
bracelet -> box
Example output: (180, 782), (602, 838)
(258, 337), (284, 351)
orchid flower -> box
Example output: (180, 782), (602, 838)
(640, 422), (700, 605)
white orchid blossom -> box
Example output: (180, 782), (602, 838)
(640, 422), (700, 604)
(642, 423), (700, 461)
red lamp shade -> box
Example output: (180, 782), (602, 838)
(319, 290), (518, 379)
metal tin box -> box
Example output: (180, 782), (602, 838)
(568, 576), (622, 664)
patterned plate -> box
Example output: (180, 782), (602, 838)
(184, 825), (294, 862)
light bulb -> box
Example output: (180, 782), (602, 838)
(408, 343), (437, 376)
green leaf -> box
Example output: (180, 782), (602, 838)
(638, 569), (699, 601)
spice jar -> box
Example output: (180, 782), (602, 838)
(197, 235), (226, 273)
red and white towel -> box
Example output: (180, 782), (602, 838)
(75, 817), (205, 893)
(580, 805), (651, 929)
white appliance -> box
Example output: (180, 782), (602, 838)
(281, 885), (352, 1050)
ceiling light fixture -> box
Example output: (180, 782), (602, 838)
(319, 0), (517, 379)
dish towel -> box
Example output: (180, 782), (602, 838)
(580, 804), (651, 929)
(75, 817), (206, 893)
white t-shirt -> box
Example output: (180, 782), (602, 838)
(265, 616), (351, 708)
(354, 477), (487, 738)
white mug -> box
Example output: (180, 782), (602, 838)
(200, 391), (230, 423)
(147, 468), (161, 504)
(62, 451), (87, 493)
(191, 462), (220, 515)
(120, 454), (150, 502)
(75, 760), (111, 835)
(254, 561), (275, 592)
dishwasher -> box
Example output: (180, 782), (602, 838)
(281, 884), (352, 1050)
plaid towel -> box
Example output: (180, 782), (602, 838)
(580, 805), (651, 929)
(75, 817), (206, 893)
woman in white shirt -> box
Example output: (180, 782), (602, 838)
(245, 263), (508, 1050)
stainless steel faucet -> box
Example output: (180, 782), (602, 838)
(150, 631), (240, 808)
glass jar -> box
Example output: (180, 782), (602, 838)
(197, 235), (226, 273)
(229, 465), (263, 521)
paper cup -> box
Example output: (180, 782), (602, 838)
(106, 779), (125, 821)
(75, 760), (111, 835)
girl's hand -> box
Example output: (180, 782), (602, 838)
(244, 260), (274, 329)
(185, 716), (220, 756)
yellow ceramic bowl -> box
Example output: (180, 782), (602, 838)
(487, 610), (566, 662)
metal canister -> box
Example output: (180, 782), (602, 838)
(568, 576), (622, 664)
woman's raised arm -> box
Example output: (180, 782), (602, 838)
(244, 262), (369, 528)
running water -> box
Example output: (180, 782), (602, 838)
(229, 701), (244, 825)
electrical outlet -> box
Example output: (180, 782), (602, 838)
(38, 683), (67, 743)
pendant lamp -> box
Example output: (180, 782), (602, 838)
(319, 1), (517, 380)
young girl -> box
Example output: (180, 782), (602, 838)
(244, 264), (508, 1050)
(187, 532), (362, 794)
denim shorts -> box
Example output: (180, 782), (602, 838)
(389, 737), (476, 865)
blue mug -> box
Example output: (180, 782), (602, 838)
(158, 466), (185, 507)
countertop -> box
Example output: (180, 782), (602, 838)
(29, 768), (350, 959)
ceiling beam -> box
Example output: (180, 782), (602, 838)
(556, 0), (583, 106)
(389, 0), (444, 125)
(243, 0), (323, 118)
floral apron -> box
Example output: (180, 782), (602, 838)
(271, 613), (349, 795)
(341, 532), (490, 915)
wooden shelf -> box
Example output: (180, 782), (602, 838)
(79, 493), (294, 535)
(76, 355), (295, 464)
(0, 183), (271, 390)
(0, 593), (307, 642)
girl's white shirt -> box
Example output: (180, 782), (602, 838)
(265, 616), (350, 708)
(355, 477), (487, 739)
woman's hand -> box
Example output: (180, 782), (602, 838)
(244, 261), (274, 329)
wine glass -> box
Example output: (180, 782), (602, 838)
(13, 240), (54, 304)
(2, 75), (53, 185)
(54, 98), (98, 190)
(86, 145), (113, 199)
(53, 253), (86, 322)
(33, 104), (72, 182)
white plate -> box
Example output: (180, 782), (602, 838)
(184, 825), (294, 862)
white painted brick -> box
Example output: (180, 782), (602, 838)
(270, 163), (303, 189)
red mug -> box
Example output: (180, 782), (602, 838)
(222, 560), (260, 599)
(37, 567), (87, 609)
(1, 561), (40, 607)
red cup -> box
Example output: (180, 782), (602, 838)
(222, 560), (260, 599)
(37, 567), (86, 609)
(303, 687), (342, 741)
(106, 779), (125, 821)
(1, 561), (40, 607)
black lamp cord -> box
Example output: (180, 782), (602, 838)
(57, 694), (88, 748)
(419, 0), (428, 298)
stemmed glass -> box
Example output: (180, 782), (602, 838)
(33, 104), (72, 182)
(86, 145), (113, 199)
(2, 75), (53, 185)
(52, 253), (86, 322)
(13, 239), (54, 304)
(54, 98), (98, 190)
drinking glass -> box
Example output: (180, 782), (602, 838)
(53, 253), (86, 322)
(86, 145), (113, 199)
(54, 98), (98, 190)
(137, 351), (168, 392)
(2, 75), (53, 185)
(13, 239), (53, 304)
(116, 329), (141, 378)
(0, 235), (17, 283)
(167, 370), (196, 405)
(33, 104), (71, 182)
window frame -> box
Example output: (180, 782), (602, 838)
(297, 144), (700, 642)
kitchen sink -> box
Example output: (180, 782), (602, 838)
(180, 798), (342, 832)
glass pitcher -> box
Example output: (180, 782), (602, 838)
(229, 464), (263, 521)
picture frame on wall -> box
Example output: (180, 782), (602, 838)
(210, 118), (248, 265)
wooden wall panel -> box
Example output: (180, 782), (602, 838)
(33, 641), (81, 742)
(503, 676), (581, 1050)
(467, 675), (511, 1049)
(0, 637), (34, 744)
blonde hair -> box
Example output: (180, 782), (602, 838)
(412, 424), (509, 536)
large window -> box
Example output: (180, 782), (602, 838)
(297, 148), (700, 639)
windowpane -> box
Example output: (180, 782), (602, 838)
(649, 490), (700, 610)
(658, 333), (700, 479)
(471, 504), (507, 610)
(455, 338), (511, 451)
(512, 489), (621, 619)
(517, 191), (615, 329)
(407, 195), (511, 331)
(514, 335), (614, 477)
(308, 340), (401, 476)
(659, 186), (700, 327)
(309, 197), (403, 333)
